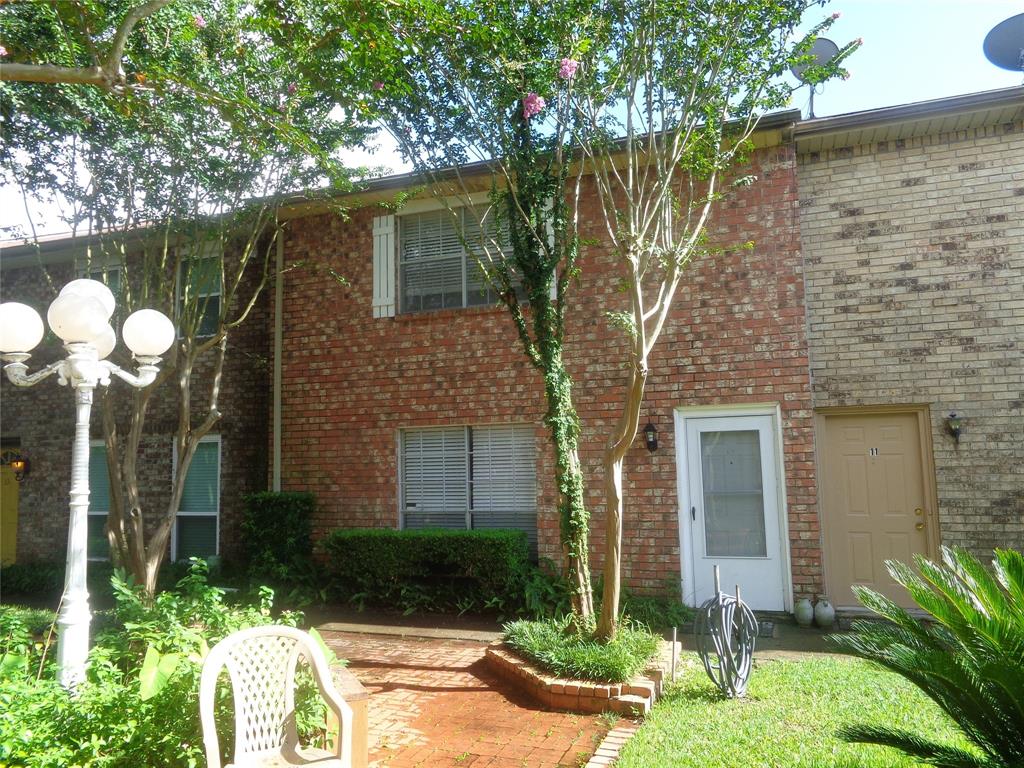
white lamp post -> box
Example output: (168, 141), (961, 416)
(0, 280), (174, 691)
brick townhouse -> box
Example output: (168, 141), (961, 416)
(2, 87), (1021, 613)
(795, 88), (1024, 607)
(0, 241), (270, 568)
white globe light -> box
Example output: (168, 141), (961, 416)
(94, 324), (117, 360)
(46, 294), (109, 344)
(122, 309), (175, 357)
(59, 279), (116, 320)
(0, 302), (45, 353)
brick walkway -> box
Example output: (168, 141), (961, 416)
(321, 631), (614, 768)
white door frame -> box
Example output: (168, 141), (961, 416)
(674, 403), (793, 612)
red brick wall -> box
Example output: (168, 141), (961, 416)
(277, 142), (821, 602)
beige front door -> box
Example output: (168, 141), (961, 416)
(821, 411), (936, 608)
(1, 465), (18, 565)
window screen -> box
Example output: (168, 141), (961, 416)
(399, 207), (511, 312)
(401, 425), (537, 551)
(176, 439), (219, 560)
(178, 249), (222, 337)
(88, 444), (110, 560)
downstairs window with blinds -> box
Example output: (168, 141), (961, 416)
(398, 207), (514, 313)
(174, 438), (220, 561)
(88, 442), (111, 561)
(401, 425), (537, 552)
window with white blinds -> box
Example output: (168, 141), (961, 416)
(174, 437), (220, 560)
(398, 207), (511, 312)
(401, 425), (537, 551)
(88, 442), (111, 561)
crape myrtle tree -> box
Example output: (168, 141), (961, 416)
(265, 0), (604, 623)
(0, 0), (366, 596)
(572, 1), (859, 640)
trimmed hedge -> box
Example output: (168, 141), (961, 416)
(320, 528), (530, 614)
(241, 492), (315, 583)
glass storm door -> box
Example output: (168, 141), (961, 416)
(683, 414), (786, 611)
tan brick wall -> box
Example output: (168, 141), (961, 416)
(798, 122), (1024, 557)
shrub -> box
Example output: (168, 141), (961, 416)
(830, 546), (1024, 768)
(521, 558), (572, 619)
(321, 527), (530, 615)
(241, 491), (315, 584)
(0, 560), (338, 767)
(0, 561), (67, 598)
(621, 590), (693, 630)
(503, 616), (661, 683)
(0, 558), (195, 606)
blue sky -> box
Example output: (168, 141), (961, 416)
(2, 1), (1021, 237)
(790, 0), (1022, 117)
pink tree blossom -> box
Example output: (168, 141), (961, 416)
(372, 80), (385, 91)
(558, 58), (579, 80)
(194, 13), (207, 29)
(522, 92), (546, 120)
(0, 45), (7, 57)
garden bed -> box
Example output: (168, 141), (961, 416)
(485, 640), (676, 716)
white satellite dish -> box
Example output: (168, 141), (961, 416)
(790, 37), (841, 118)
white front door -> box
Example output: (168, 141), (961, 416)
(677, 412), (787, 611)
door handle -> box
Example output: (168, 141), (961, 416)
(915, 522), (925, 531)
(691, 506), (696, 521)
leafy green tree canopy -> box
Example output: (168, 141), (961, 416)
(0, 0), (370, 594)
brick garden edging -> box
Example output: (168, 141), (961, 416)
(484, 642), (668, 717)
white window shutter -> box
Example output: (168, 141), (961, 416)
(372, 214), (396, 318)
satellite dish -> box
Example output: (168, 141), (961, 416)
(790, 37), (841, 119)
(983, 13), (1024, 71)
(790, 37), (841, 82)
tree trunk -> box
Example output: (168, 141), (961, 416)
(596, 456), (624, 640)
(551, 404), (594, 624)
(595, 360), (647, 641)
(541, 342), (594, 625)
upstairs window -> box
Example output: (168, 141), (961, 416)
(177, 244), (222, 337)
(398, 207), (511, 313)
(400, 424), (537, 552)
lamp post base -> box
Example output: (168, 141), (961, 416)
(56, 591), (92, 691)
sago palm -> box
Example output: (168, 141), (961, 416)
(830, 546), (1024, 768)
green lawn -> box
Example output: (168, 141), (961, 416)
(617, 655), (970, 768)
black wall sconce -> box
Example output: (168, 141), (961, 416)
(946, 412), (962, 445)
(1, 450), (29, 482)
(643, 422), (658, 452)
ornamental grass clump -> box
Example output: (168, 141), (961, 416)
(830, 546), (1024, 768)
(503, 616), (660, 683)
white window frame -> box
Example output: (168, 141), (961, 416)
(170, 434), (221, 561)
(87, 439), (111, 562)
(397, 423), (537, 545)
(175, 241), (223, 338)
(396, 193), (511, 314)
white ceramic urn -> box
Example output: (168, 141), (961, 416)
(794, 597), (814, 627)
(814, 599), (836, 629)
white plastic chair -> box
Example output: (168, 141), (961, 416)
(200, 625), (353, 768)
